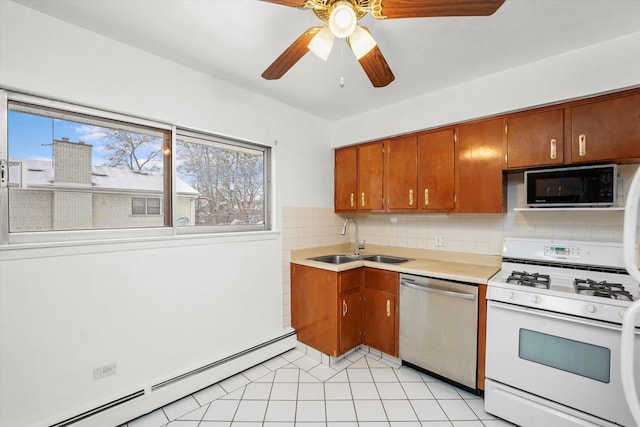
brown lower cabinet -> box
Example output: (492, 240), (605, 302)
(290, 264), (362, 357)
(291, 264), (399, 357)
(363, 268), (399, 357)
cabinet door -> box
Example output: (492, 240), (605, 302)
(339, 289), (362, 355)
(418, 129), (455, 211)
(571, 92), (640, 163)
(363, 268), (398, 356)
(363, 289), (397, 356)
(290, 264), (338, 356)
(506, 109), (564, 169)
(456, 119), (505, 213)
(357, 141), (384, 211)
(386, 135), (418, 211)
(335, 146), (358, 212)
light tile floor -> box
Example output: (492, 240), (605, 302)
(123, 348), (515, 427)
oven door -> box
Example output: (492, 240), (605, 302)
(486, 300), (640, 427)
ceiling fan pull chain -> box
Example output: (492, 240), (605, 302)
(339, 41), (345, 88)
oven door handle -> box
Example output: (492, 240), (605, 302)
(488, 300), (630, 333)
(401, 280), (476, 301)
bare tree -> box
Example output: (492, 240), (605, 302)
(177, 142), (264, 225)
(102, 129), (162, 171)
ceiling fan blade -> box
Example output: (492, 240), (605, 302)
(357, 45), (395, 88)
(262, 27), (321, 80)
(372, 0), (505, 19)
(260, 0), (307, 7)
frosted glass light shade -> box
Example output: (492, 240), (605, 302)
(308, 27), (334, 60)
(329, 2), (357, 38)
(349, 25), (377, 59)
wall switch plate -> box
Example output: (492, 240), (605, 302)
(93, 363), (116, 380)
(435, 235), (448, 247)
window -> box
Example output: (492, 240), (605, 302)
(5, 100), (171, 233)
(175, 130), (270, 232)
(0, 91), (272, 243)
(132, 197), (162, 215)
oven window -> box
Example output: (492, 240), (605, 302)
(519, 329), (610, 383)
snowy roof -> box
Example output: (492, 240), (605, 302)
(9, 159), (199, 196)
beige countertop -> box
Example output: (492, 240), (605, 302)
(290, 243), (501, 285)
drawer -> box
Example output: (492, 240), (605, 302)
(365, 268), (398, 294)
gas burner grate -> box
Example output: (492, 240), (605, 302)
(574, 279), (634, 301)
(506, 271), (551, 289)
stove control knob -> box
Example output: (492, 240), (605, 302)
(506, 291), (515, 299)
(586, 304), (598, 314)
(530, 295), (541, 304)
(619, 309), (626, 319)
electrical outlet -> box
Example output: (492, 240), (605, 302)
(93, 363), (116, 380)
(435, 235), (448, 247)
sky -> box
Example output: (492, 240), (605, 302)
(8, 110), (160, 168)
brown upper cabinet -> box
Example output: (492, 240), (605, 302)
(455, 119), (505, 213)
(335, 88), (640, 214)
(504, 108), (565, 169)
(418, 129), (456, 211)
(335, 141), (384, 212)
(385, 135), (418, 211)
(570, 91), (640, 163)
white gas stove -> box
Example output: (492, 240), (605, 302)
(485, 237), (640, 427)
(488, 238), (640, 326)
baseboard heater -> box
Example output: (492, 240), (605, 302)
(48, 330), (295, 427)
(49, 390), (145, 427)
(151, 329), (296, 391)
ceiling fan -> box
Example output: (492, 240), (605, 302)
(260, 0), (506, 88)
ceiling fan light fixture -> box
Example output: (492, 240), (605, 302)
(308, 26), (334, 60)
(349, 25), (377, 59)
(329, 1), (357, 38)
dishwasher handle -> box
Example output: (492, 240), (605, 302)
(400, 280), (476, 301)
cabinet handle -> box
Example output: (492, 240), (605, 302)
(343, 299), (348, 317)
(424, 188), (429, 206)
(350, 192), (354, 208)
(409, 189), (414, 206)
(386, 299), (390, 317)
(550, 139), (557, 160)
(361, 192), (365, 207)
(579, 134), (586, 157)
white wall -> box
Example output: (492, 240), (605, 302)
(0, 2), (332, 426)
(330, 31), (640, 146)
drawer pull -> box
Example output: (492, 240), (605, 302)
(386, 299), (391, 317)
(409, 189), (414, 206)
(550, 139), (557, 160)
(343, 300), (348, 317)
(350, 192), (354, 208)
(361, 192), (365, 207)
(425, 188), (429, 206)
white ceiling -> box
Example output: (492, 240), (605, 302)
(11, 0), (640, 120)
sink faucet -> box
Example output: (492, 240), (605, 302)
(341, 217), (365, 256)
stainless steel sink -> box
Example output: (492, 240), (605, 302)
(307, 254), (360, 264)
(361, 255), (412, 264)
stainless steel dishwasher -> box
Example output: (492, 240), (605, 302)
(399, 273), (479, 389)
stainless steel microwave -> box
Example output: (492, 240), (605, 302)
(525, 164), (617, 207)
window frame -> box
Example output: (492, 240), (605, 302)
(0, 90), (273, 245)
